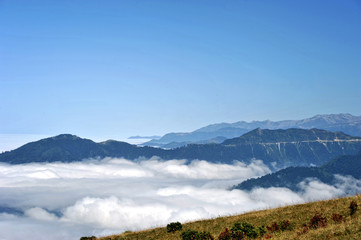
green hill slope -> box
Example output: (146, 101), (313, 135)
(94, 194), (361, 240)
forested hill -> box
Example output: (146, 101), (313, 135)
(0, 134), (166, 164)
(1, 129), (361, 169)
(233, 151), (361, 191)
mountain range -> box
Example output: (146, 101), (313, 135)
(1, 128), (361, 170)
(143, 113), (361, 148)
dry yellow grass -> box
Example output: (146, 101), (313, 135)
(97, 194), (361, 240)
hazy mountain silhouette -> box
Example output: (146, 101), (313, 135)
(143, 114), (361, 148)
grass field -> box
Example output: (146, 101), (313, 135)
(95, 194), (361, 240)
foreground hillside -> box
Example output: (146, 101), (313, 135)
(95, 194), (361, 240)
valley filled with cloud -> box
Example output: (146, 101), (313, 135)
(1, 158), (360, 240)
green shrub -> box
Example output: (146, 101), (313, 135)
(349, 200), (358, 216)
(197, 231), (214, 240)
(180, 230), (214, 240)
(181, 230), (198, 240)
(80, 236), (96, 240)
(167, 221), (183, 232)
(258, 225), (266, 237)
(231, 222), (258, 239)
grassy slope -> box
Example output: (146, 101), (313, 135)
(98, 194), (361, 240)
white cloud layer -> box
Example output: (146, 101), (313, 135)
(0, 158), (359, 240)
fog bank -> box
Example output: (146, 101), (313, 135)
(0, 158), (359, 240)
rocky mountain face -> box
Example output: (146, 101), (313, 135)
(170, 128), (361, 169)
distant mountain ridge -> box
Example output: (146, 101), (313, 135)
(233, 151), (361, 191)
(143, 113), (361, 148)
(128, 135), (161, 140)
(223, 128), (358, 145)
(1, 128), (361, 170)
(143, 127), (246, 148)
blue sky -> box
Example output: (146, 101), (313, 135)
(1, 0), (361, 143)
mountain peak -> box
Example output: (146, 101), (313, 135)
(310, 113), (358, 122)
(51, 134), (81, 140)
(255, 127), (263, 134)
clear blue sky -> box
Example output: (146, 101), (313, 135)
(1, 0), (361, 141)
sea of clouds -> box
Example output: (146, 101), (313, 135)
(0, 157), (360, 240)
